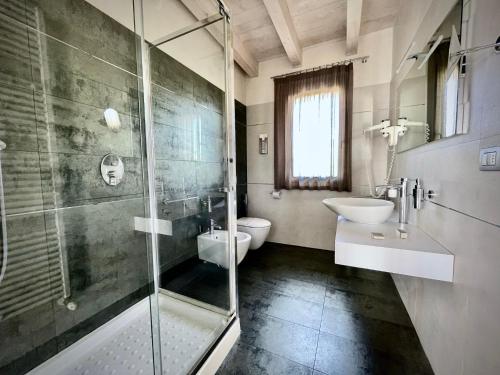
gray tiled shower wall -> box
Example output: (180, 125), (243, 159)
(149, 45), (228, 270)
(0, 0), (229, 372)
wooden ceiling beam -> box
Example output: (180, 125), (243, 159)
(262, 0), (302, 66)
(346, 0), (363, 55)
(180, 0), (258, 77)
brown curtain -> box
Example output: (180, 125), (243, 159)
(274, 64), (352, 191)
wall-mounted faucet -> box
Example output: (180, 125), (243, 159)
(378, 177), (437, 224)
(377, 177), (414, 224)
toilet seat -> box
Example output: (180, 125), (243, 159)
(237, 217), (271, 228)
(237, 217), (271, 250)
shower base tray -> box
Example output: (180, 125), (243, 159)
(28, 294), (232, 375)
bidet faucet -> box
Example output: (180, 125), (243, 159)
(207, 195), (212, 213)
(209, 218), (222, 234)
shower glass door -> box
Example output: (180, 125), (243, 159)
(135, 0), (238, 372)
(0, 0), (237, 373)
(0, 0), (161, 373)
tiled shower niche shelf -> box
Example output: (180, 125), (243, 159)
(335, 218), (454, 282)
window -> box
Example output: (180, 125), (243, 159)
(273, 63), (352, 191)
(292, 92), (340, 179)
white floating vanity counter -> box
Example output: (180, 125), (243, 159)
(335, 218), (454, 282)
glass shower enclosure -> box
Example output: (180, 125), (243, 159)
(0, 0), (238, 374)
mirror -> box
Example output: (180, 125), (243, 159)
(396, 1), (466, 152)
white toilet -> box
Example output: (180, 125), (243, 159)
(237, 217), (271, 250)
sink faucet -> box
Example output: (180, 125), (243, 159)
(398, 178), (410, 224)
(377, 177), (411, 224)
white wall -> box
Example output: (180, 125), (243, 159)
(397, 67), (428, 152)
(390, 0), (500, 373)
(246, 28), (394, 106)
(245, 28), (393, 250)
(85, 0), (247, 104)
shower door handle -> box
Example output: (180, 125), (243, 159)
(134, 217), (172, 236)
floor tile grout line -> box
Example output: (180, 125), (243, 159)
(243, 262), (395, 287)
(240, 306), (322, 332)
(312, 327), (427, 364)
(235, 341), (316, 372)
(317, 307), (415, 334)
(240, 266), (330, 284)
(326, 273), (396, 289)
(325, 284), (400, 302)
(238, 277), (326, 306)
(325, 288), (402, 305)
(318, 303), (412, 329)
(322, 285), (413, 328)
(313, 284), (328, 371)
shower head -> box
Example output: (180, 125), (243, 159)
(104, 108), (121, 131)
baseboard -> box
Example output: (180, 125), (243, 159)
(265, 240), (335, 252)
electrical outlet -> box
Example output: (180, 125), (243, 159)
(479, 146), (500, 171)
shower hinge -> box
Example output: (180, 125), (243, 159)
(217, 0), (230, 21)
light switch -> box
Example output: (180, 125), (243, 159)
(480, 147), (500, 171)
(481, 153), (489, 166)
(487, 152), (496, 166)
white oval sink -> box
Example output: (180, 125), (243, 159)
(197, 230), (251, 268)
(322, 197), (394, 224)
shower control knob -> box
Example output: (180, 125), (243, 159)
(101, 154), (124, 186)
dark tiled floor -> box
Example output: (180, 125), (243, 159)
(217, 242), (433, 375)
(161, 258), (230, 310)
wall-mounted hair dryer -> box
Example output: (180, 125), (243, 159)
(363, 118), (428, 198)
(363, 118), (428, 146)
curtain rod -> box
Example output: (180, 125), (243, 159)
(271, 55), (369, 80)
